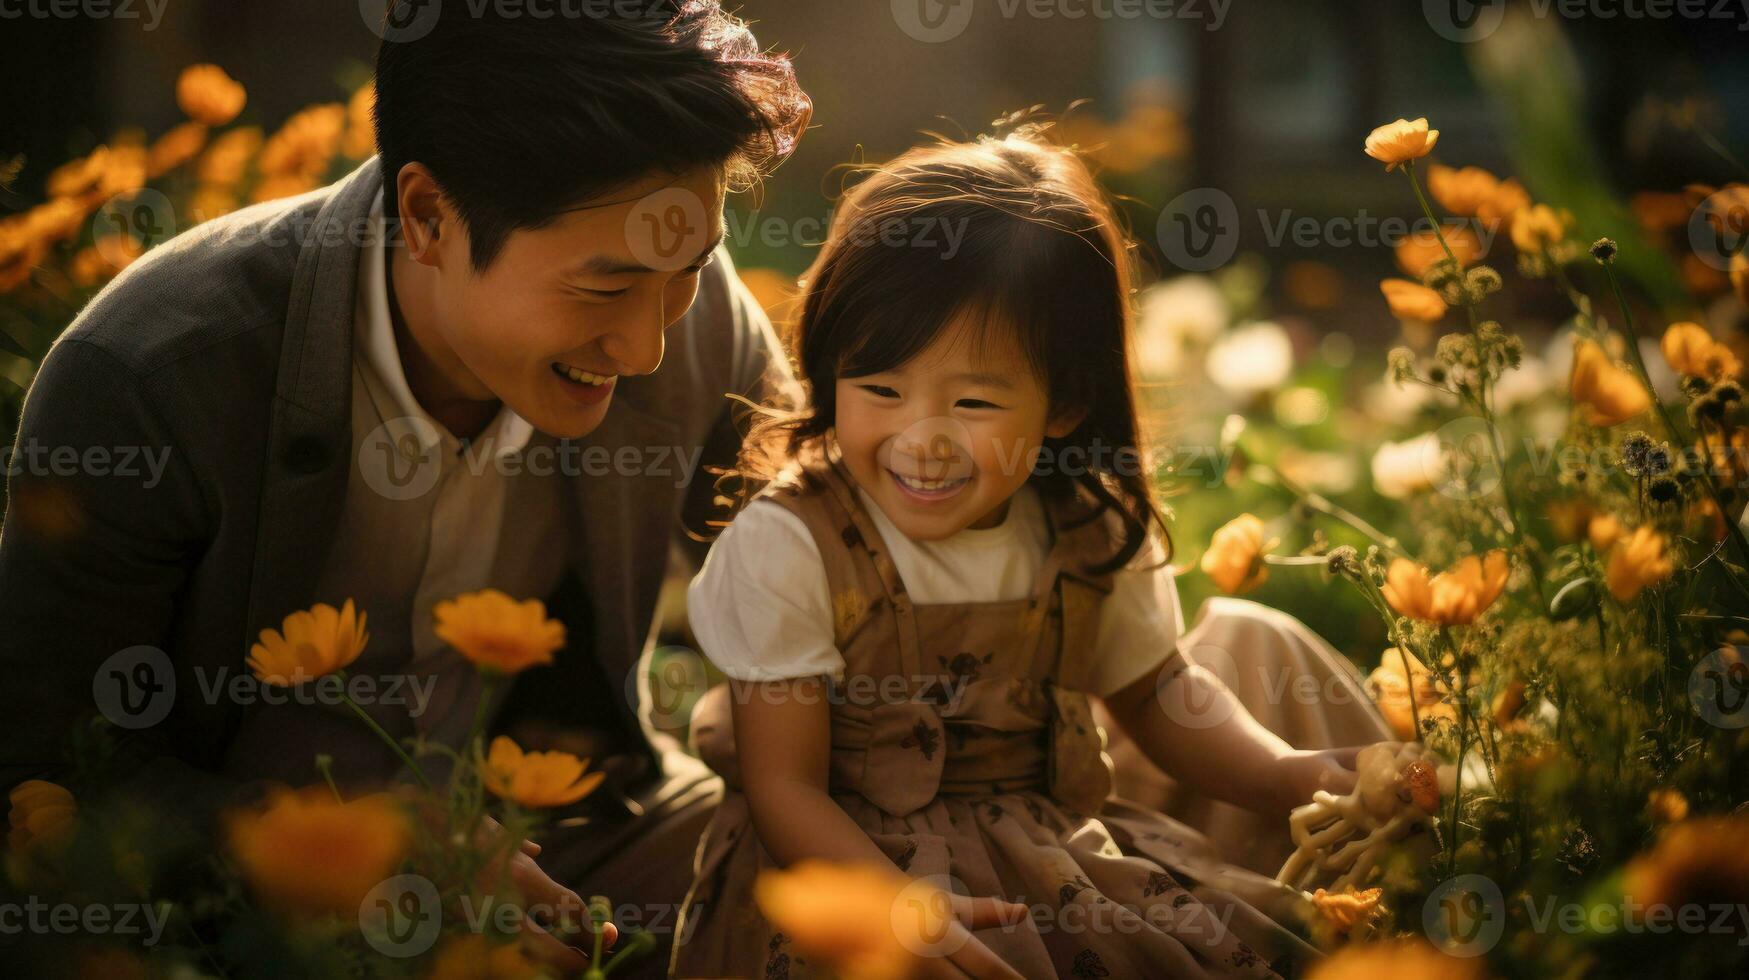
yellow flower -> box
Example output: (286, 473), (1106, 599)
(1605, 526), (1674, 602)
(1310, 886), (1384, 935)
(225, 787), (408, 918)
(177, 64), (247, 127)
(1379, 278), (1448, 322)
(1509, 203), (1570, 253)
(258, 103), (346, 181)
(433, 589), (565, 675)
(0, 225), (41, 294)
(1569, 339), (1650, 427)
(1199, 514), (1270, 595)
(1381, 550), (1509, 626)
(1660, 321), (1741, 381)
(480, 736), (605, 809)
(198, 126), (263, 188)
(1395, 227), (1484, 278)
(342, 83), (377, 160)
(1306, 938), (1487, 980)
(754, 859), (949, 980)
(1478, 177), (1532, 228)
(1364, 117), (1439, 172)
(190, 185), (239, 224)
(1646, 788), (1689, 825)
(1622, 815), (1749, 916)
(246, 599), (369, 685)
(20, 197), (89, 247)
(8, 780), (75, 856)
(147, 121), (209, 178)
(1425, 164), (1501, 218)
(425, 933), (548, 980)
(249, 173), (319, 204)
(1733, 251), (1749, 307)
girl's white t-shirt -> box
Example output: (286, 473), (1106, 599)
(686, 483), (1184, 697)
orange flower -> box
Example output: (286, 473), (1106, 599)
(190, 185), (238, 223)
(1379, 278), (1448, 322)
(1660, 321), (1741, 381)
(1569, 339), (1650, 427)
(1586, 513), (1624, 553)
(0, 226), (45, 293)
(1509, 203), (1570, 253)
(1310, 886), (1384, 935)
(8, 780), (75, 856)
(225, 787), (408, 918)
(1631, 190), (1692, 235)
(1622, 815), (1749, 916)
(1733, 252), (1749, 306)
(246, 599), (369, 684)
(1199, 514), (1271, 595)
(1646, 788), (1689, 825)
(425, 933), (547, 980)
(1605, 525), (1674, 602)
(69, 234), (144, 287)
(434, 589), (565, 675)
(342, 83), (377, 160)
(1395, 227), (1484, 278)
(480, 736), (605, 808)
(147, 121), (209, 178)
(20, 197), (89, 247)
(1478, 178), (1531, 228)
(755, 860), (951, 980)
(1364, 118), (1439, 172)
(177, 64), (247, 127)
(1365, 648), (1445, 741)
(1425, 164), (1500, 218)
(1381, 550), (1509, 626)
(1402, 759), (1441, 812)
(197, 126), (263, 187)
(1306, 938), (1487, 980)
(249, 173), (319, 204)
(258, 103), (346, 181)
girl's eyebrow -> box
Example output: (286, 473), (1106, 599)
(946, 371), (1017, 390)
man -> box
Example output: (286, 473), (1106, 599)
(0, 2), (808, 972)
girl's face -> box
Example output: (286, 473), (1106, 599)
(833, 315), (1084, 541)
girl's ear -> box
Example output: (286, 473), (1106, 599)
(1045, 405), (1089, 439)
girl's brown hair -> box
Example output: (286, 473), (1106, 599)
(737, 127), (1169, 575)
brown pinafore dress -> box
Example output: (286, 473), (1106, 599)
(672, 450), (1315, 980)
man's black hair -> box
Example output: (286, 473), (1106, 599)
(371, 0), (809, 269)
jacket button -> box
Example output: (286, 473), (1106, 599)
(283, 435), (330, 474)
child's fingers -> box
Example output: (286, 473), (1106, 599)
(936, 926), (1028, 980)
(952, 894), (1031, 930)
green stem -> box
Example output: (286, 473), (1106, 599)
(338, 681), (433, 792)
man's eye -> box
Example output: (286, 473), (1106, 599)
(860, 385), (899, 398)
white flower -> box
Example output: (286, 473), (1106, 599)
(1206, 321), (1293, 395)
(1134, 275), (1229, 379)
(1491, 354), (1548, 412)
(1371, 433), (1447, 499)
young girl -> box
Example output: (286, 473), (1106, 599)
(672, 130), (1363, 980)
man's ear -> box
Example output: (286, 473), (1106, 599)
(395, 162), (453, 269)
(1045, 404), (1089, 439)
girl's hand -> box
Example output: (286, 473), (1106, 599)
(1274, 746), (1368, 813)
(930, 894), (1030, 980)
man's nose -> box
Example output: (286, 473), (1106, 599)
(599, 305), (668, 378)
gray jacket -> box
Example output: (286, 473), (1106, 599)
(0, 158), (783, 824)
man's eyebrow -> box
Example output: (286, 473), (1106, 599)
(571, 228), (728, 277)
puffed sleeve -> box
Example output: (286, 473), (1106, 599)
(686, 499), (846, 684)
(1085, 547), (1186, 698)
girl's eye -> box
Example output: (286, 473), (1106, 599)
(859, 385), (899, 399)
(957, 399), (1002, 410)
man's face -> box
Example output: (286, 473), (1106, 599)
(422, 166), (727, 440)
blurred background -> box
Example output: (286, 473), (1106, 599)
(4, 0), (1748, 714)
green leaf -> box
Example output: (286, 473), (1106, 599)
(0, 326), (33, 361)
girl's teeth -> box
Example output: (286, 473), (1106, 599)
(554, 363), (615, 385)
(895, 472), (967, 491)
